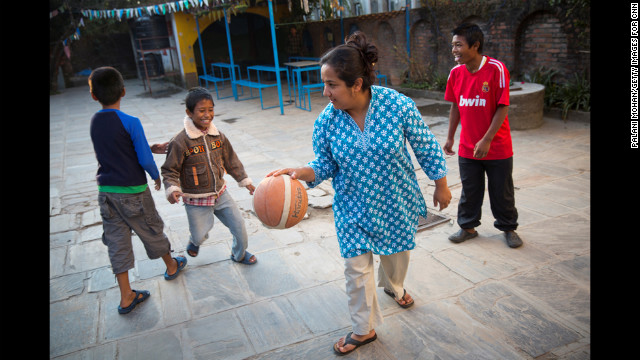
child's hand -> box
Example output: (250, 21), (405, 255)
(154, 178), (162, 191)
(443, 139), (456, 155)
(151, 142), (169, 154)
(168, 191), (182, 204)
(473, 138), (491, 159)
(246, 184), (255, 195)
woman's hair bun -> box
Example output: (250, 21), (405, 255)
(320, 30), (379, 90)
(345, 31), (378, 67)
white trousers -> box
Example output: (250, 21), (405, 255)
(343, 250), (411, 335)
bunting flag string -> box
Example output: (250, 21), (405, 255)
(54, 0), (247, 47)
(79, 0), (239, 22)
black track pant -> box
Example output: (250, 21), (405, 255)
(457, 156), (518, 232)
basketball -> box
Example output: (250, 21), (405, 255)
(252, 175), (308, 229)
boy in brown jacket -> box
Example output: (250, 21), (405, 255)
(161, 87), (257, 264)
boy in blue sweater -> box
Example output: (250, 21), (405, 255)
(89, 67), (187, 314)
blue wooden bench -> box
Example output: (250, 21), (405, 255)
(199, 74), (226, 94)
(232, 79), (279, 110)
(200, 63), (243, 99)
(199, 74), (244, 100)
(300, 83), (324, 111)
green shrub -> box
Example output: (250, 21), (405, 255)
(557, 71), (590, 119)
(524, 66), (590, 119)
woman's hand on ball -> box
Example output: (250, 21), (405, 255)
(266, 167), (315, 182)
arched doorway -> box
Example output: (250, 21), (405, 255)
(515, 11), (569, 81)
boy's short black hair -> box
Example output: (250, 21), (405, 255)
(89, 67), (125, 106)
(185, 87), (214, 112)
(452, 23), (484, 53)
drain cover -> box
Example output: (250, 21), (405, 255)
(417, 212), (449, 232)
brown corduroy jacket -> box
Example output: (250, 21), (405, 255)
(161, 116), (252, 199)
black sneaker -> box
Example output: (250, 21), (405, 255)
(448, 228), (478, 243)
(504, 231), (523, 248)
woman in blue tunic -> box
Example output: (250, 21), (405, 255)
(268, 31), (451, 355)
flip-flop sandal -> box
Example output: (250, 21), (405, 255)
(164, 256), (187, 280)
(186, 242), (200, 257)
(333, 332), (378, 356)
(230, 251), (257, 265)
(384, 288), (414, 308)
(118, 289), (150, 314)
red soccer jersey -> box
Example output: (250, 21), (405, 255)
(444, 56), (513, 160)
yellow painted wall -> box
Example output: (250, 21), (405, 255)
(173, 5), (288, 87)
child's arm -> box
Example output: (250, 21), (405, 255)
(166, 190), (182, 204)
(219, 134), (253, 190)
(473, 104), (508, 159)
(124, 116), (161, 185)
(151, 142), (169, 154)
(160, 140), (185, 203)
(443, 103), (460, 155)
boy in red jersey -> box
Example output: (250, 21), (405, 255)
(443, 23), (522, 248)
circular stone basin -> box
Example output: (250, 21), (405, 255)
(509, 82), (545, 130)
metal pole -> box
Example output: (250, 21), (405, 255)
(268, 0), (284, 115)
(223, 7), (238, 100)
(340, 0), (344, 43)
(195, 15), (207, 79)
(406, 0), (411, 58)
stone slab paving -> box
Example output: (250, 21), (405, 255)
(50, 80), (590, 359)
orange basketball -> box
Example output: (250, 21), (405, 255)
(252, 175), (308, 229)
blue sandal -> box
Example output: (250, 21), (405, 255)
(230, 251), (257, 265)
(186, 242), (200, 257)
(118, 289), (150, 314)
(164, 256), (187, 280)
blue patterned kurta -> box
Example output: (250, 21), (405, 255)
(307, 86), (448, 258)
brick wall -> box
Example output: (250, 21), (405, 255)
(303, 0), (589, 86)
(516, 12), (571, 80)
